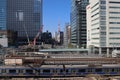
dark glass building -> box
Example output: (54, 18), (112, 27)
(0, 0), (43, 46)
(7, 0), (43, 45)
(70, 0), (89, 48)
(41, 31), (52, 44)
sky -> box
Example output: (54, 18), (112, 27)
(43, 0), (70, 33)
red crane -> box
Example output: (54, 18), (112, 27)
(33, 26), (43, 45)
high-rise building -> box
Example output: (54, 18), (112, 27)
(87, 0), (120, 56)
(7, 0), (43, 45)
(64, 23), (71, 48)
(0, 0), (6, 30)
(70, 0), (89, 48)
(0, 0), (43, 46)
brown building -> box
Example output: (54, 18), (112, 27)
(64, 23), (71, 47)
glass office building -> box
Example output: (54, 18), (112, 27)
(6, 0), (43, 45)
(70, 0), (89, 48)
(0, 0), (6, 30)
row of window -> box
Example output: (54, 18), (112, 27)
(110, 27), (120, 29)
(110, 32), (120, 34)
(110, 22), (120, 24)
(109, 1), (120, 4)
(109, 17), (120, 19)
(109, 6), (120, 9)
(110, 43), (120, 46)
(110, 12), (120, 14)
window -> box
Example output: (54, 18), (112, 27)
(79, 69), (85, 72)
(2, 69), (6, 73)
(43, 69), (50, 73)
(95, 68), (102, 72)
(100, 6), (106, 9)
(9, 69), (16, 73)
(26, 69), (33, 74)
(100, 1), (106, 4)
(100, 21), (106, 25)
(100, 11), (106, 15)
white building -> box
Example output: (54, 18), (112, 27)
(87, 0), (120, 56)
(0, 35), (8, 47)
(86, 5), (92, 48)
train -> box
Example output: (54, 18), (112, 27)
(0, 64), (120, 77)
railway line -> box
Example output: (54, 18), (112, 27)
(5, 56), (120, 65)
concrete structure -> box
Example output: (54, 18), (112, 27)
(0, 38), (8, 47)
(0, 0), (43, 46)
(87, 0), (120, 56)
(86, 5), (91, 49)
(70, 0), (89, 48)
(64, 23), (71, 48)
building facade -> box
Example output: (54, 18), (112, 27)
(7, 0), (43, 45)
(41, 31), (52, 44)
(70, 0), (89, 48)
(87, 0), (120, 56)
(64, 23), (71, 48)
(0, 0), (7, 30)
(0, 0), (43, 46)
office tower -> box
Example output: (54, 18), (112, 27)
(70, 0), (89, 48)
(0, 0), (6, 30)
(6, 0), (43, 45)
(87, 0), (120, 56)
(64, 23), (71, 48)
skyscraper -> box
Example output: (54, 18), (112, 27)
(0, 0), (6, 30)
(7, 0), (43, 45)
(87, 0), (120, 56)
(70, 0), (89, 48)
(0, 0), (43, 46)
(64, 23), (71, 48)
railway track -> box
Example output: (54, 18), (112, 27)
(22, 57), (120, 65)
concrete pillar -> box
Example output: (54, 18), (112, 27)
(107, 48), (109, 57)
(92, 47), (95, 54)
(99, 47), (101, 55)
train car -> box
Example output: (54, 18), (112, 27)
(0, 64), (120, 77)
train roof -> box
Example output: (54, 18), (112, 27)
(0, 64), (120, 69)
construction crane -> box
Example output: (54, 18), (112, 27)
(33, 26), (43, 46)
(19, 25), (43, 52)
